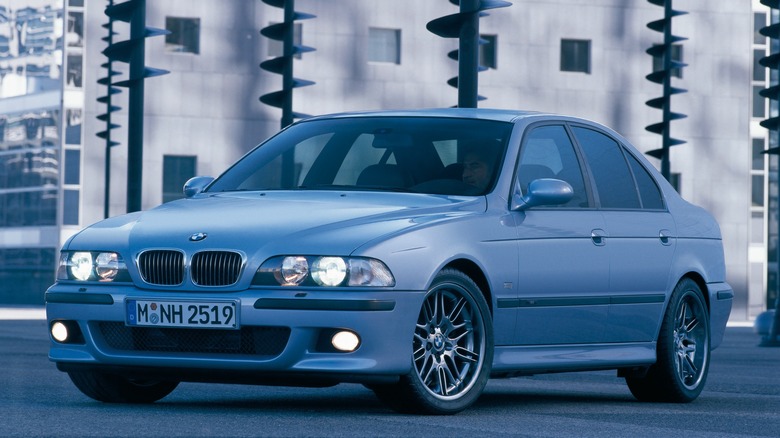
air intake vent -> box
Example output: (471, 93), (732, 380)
(138, 250), (184, 286)
(191, 251), (243, 286)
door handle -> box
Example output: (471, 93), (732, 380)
(659, 229), (673, 246)
(591, 229), (607, 246)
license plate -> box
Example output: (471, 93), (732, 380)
(126, 299), (239, 329)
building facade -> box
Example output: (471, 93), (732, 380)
(0, 0), (764, 323)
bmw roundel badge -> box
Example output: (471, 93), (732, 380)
(189, 232), (208, 242)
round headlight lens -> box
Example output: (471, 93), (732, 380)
(278, 256), (309, 286)
(95, 252), (119, 281)
(311, 257), (347, 287)
(70, 252), (93, 281)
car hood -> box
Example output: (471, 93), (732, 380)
(67, 191), (485, 258)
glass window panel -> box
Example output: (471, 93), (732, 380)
(368, 28), (401, 64)
(754, 85), (767, 118)
(165, 17), (200, 54)
(560, 39), (590, 73)
(66, 54), (83, 88)
(67, 11), (83, 48)
(519, 125), (589, 208)
(267, 22), (302, 59)
(752, 211), (765, 244)
(65, 109), (82, 145)
(0, 190), (57, 227)
(755, 12), (767, 45)
(63, 189), (79, 225)
(753, 138), (766, 171)
(163, 155), (197, 203)
(753, 174), (765, 207)
(572, 126), (640, 209)
(64, 149), (80, 185)
(480, 34), (497, 69)
(626, 152), (664, 209)
(0, 248), (57, 305)
(651, 44), (683, 79)
(755, 48), (767, 82)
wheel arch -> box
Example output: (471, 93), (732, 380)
(442, 258), (493, 316)
(679, 271), (710, 313)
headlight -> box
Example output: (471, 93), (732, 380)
(276, 256), (309, 286)
(311, 257), (348, 287)
(57, 251), (130, 282)
(95, 252), (120, 280)
(253, 256), (395, 287)
(70, 252), (93, 281)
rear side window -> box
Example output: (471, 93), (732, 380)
(625, 152), (665, 209)
(571, 126), (640, 209)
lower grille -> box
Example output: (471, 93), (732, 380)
(97, 322), (290, 356)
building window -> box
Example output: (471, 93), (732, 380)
(480, 34), (497, 69)
(368, 28), (401, 64)
(65, 109), (81, 145)
(753, 174), (765, 207)
(63, 189), (80, 225)
(560, 39), (590, 73)
(267, 22), (302, 59)
(64, 150), (80, 185)
(0, 248), (57, 304)
(651, 44), (684, 79)
(754, 138), (766, 171)
(755, 48), (767, 82)
(165, 17), (200, 54)
(754, 85), (766, 118)
(163, 155), (197, 203)
(755, 12), (767, 45)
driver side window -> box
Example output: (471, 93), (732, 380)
(518, 125), (589, 208)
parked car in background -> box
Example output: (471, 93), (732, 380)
(46, 109), (733, 414)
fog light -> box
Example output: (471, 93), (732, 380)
(51, 321), (68, 343)
(331, 330), (360, 352)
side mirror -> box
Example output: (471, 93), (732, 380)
(512, 178), (574, 211)
(183, 176), (214, 198)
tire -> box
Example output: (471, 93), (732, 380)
(626, 278), (710, 402)
(68, 371), (179, 403)
(372, 269), (493, 414)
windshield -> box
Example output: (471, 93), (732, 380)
(207, 116), (513, 196)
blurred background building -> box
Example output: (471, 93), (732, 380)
(0, 0), (766, 324)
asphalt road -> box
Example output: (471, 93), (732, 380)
(2, 319), (778, 437)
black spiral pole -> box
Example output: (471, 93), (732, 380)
(644, 0), (687, 180)
(760, 0), (780, 347)
(103, 0), (169, 213)
(259, 0), (315, 129)
(427, 0), (511, 108)
(97, 0), (121, 219)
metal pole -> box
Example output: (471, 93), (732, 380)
(126, 0), (146, 213)
(659, 0), (673, 179)
(281, 0), (294, 129)
(458, 0), (480, 108)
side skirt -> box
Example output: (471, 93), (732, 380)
(491, 342), (656, 377)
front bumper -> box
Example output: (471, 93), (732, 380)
(46, 284), (425, 384)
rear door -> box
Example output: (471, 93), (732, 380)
(571, 125), (674, 342)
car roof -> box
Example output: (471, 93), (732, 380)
(302, 108), (550, 124)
